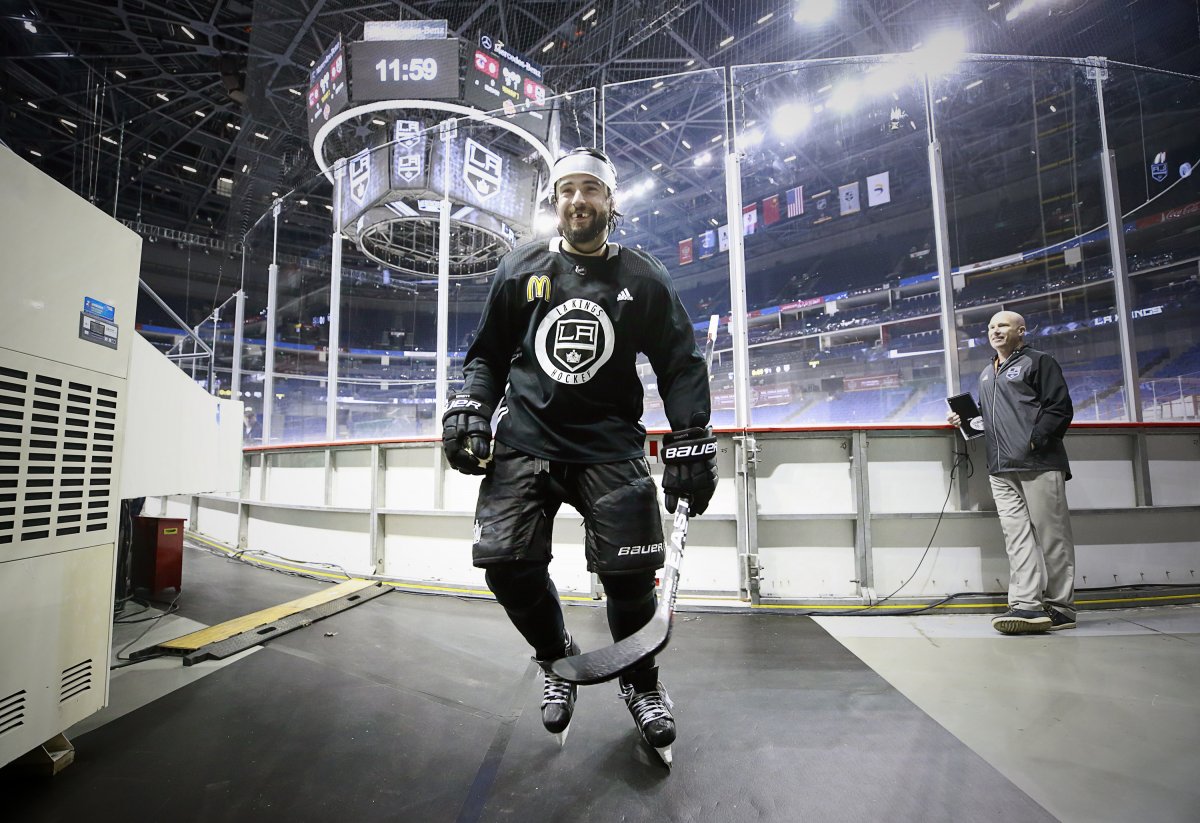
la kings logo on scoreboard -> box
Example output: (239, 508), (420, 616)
(393, 120), (424, 184)
(349, 148), (372, 206)
(463, 137), (503, 200)
(534, 298), (615, 385)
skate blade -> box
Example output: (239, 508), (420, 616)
(552, 725), (570, 748)
(653, 745), (673, 768)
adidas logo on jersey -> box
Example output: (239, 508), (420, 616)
(617, 288), (633, 302)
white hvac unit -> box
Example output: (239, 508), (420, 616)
(0, 147), (141, 769)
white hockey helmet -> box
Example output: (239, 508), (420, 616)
(549, 147), (618, 197)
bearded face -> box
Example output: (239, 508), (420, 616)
(555, 174), (612, 251)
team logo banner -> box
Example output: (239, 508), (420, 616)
(392, 120), (426, 186)
(463, 137), (503, 199)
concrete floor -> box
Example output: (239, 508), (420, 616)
(5, 547), (1199, 822)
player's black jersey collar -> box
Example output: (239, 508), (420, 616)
(548, 236), (622, 259)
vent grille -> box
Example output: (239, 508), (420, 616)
(60, 659), (93, 703)
(0, 364), (118, 547)
(0, 689), (27, 737)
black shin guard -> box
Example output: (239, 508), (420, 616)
(600, 571), (658, 677)
(485, 562), (566, 659)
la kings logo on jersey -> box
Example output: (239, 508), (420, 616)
(534, 298), (616, 384)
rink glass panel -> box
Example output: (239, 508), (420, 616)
(934, 59), (1124, 420)
(238, 210), (276, 446)
(1104, 66), (1200, 421)
(733, 59), (940, 426)
(602, 69), (729, 430)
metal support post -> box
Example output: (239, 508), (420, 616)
(262, 198), (282, 444)
(326, 159), (346, 441)
(232, 289), (245, 405)
(849, 430), (875, 603)
(724, 150), (759, 601)
(433, 120), (454, 509)
(925, 73), (961, 397)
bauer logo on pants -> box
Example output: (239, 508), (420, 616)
(534, 298), (615, 385)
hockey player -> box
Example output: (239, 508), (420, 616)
(442, 147), (717, 764)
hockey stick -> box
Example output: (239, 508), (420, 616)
(551, 314), (720, 685)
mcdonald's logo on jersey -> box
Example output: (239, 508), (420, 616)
(526, 274), (551, 303)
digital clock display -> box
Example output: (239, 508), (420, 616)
(349, 39), (460, 102)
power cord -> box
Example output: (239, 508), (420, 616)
(109, 592), (182, 670)
(796, 448), (973, 617)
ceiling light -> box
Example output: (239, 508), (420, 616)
(182, 165), (197, 173)
(299, 199), (308, 206)
(181, 25), (195, 40)
(115, 70), (126, 79)
(582, 8), (596, 21)
(255, 132), (269, 139)
(102, 135), (117, 144)
(26, 101), (38, 109)
(29, 149), (42, 157)
(59, 118), (76, 129)
(964, 79), (983, 90)
(773, 102), (813, 135)
(241, 164), (249, 172)
(631, 216), (640, 222)
(685, 59), (695, 67)
(195, 110), (206, 117)
(694, 152), (712, 166)
(710, 134), (722, 143)
(910, 30), (967, 74)
(639, 104), (648, 111)
(709, 218), (719, 226)
(157, 93), (169, 101)
(784, 155), (797, 163)
(794, 0), (835, 25)
(542, 42), (554, 53)
(719, 35), (735, 48)
(666, 187), (675, 194)
(219, 177), (233, 184)
(145, 152), (157, 159)
(757, 12), (774, 24)
(681, 139), (691, 149)
(660, 122), (670, 130)
(289, 88), (301, 96)
(652, 81), (664, 89)
(372, 118), (385, 125)
(987, 1), (1001, 8)
(651, 162), (663, 170)
(24, 20), (37, 34)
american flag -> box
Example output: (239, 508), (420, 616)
(785, 185), (804, 218)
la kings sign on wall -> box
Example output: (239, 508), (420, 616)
(534, 298), (615, 384)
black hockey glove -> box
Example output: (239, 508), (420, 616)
(441, 394), (494, 475)
(661, 426), (718, 516)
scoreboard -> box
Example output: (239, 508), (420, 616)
(463, 34), (554, 142)
(307, 36), (349, 141)
(349, 38), (461, 102)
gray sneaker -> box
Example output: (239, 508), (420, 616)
(991, 607), (1051, 635)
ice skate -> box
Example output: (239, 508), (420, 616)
(619, 673), (676, 767)
(535, 633), (580, 747)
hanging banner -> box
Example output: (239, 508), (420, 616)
(698, 229), (717, 259)
(762, 193), (782, 226)
(786, 185), (804, 218)
(867, 171), (891, 207)
(742, 203), (758, 236)
(679, 237), (694, 265)
(718, 223), (730, 252)
(839, 182), (861, 215)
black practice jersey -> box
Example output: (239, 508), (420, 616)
(460, 236), (710, 463)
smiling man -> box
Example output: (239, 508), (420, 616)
(949, 310), (1077, 635)
(441, 147), (717, 763)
